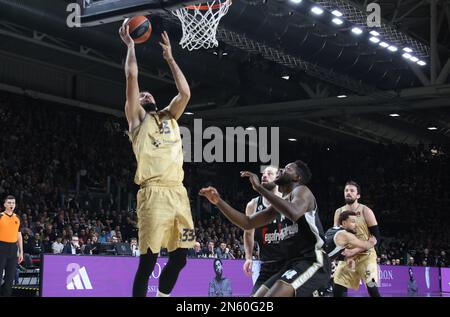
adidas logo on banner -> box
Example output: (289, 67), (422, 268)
(66, 263), (93, 290)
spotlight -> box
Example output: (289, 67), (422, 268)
(389, 113), (400, 117)
(351, 27), (363, 35)
(387, 46), (398, 52)
(379, 42), (389, 48)
(402, 53), (412, 59)
(369, 30), (380, 36)
(410, 56), (419, 62)
(417, 60), (427, 66)
(331, 10), (343, 17)
(369, 37), (380, 43)
(311, 6), (324, 15)
(332, 18), (343, 25)
(402, 47), (413, 53)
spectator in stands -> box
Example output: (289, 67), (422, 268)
(51, 236), (64, 254)
(204, 241), (217, 258)
(83, 236), (99, 255)
(188, 241), (203, 258)
(62, 236), (81, 255)
(98, 229), (109, 244)
(28, 233), (43, 256)
(437, 251), (447, 267)
(215, 242), (228, 259)
(42, 235), (52, 254)
(130, 237), (139, 257)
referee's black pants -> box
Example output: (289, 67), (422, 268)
(0, 241), (18, 297)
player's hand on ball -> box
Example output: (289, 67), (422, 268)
(119, 25), (134, 47)
(159, 31), (173, 62)
(240, 171), (261, 191)
(243, 259), (253, 277)
(199, 186), (221, 205)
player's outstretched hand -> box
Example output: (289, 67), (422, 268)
(199, 186), (221, 205)
(119, 25), (134, 47)
(240, 171), (261, 191)
(159, 31), (173, 62)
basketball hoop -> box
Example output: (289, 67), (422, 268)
(172, 0), (232, 51)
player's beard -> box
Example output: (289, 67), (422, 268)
(142, 102), (158, 113)
(274, 173), (293, 186)
(346, 228), (357, 234)
(345, 197), (356, 204)
(262, 182), (276, 190)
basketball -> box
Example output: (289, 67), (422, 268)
(123, 16), (152, 44)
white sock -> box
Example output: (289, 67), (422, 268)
(156, 290), (170, 297)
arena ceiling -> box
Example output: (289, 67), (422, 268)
(0, 0), (449, 145)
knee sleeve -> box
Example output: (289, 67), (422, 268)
(159, 248), (188, 294)
(132, 249), (158, 297)
(167, 248), (187, 270)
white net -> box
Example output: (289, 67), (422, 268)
(172, 0), (232, 51)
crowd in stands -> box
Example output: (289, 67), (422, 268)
(1, 92), (449, 267)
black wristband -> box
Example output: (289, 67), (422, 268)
(368, 225), (380, 241)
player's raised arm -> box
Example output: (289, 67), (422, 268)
(120, 24), (145, 131)
(160, 31), (191, 120)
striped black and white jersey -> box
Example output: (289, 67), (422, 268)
(324, 227), (347, 261)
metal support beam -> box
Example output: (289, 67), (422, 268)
(300, 119), (381, 144)
(394, 0), (425, 23)
(446, 3), (450, 34)
(436, 57), (450, 84)
(0, 82), (124, 117)
(431, 0), (439, 84)
(299, 83), (317, 99)
(409, 63), (431, 86)
(391, 0), (403, 23)
(0, 21), (174, 85)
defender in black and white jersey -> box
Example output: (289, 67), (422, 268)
(324, 211), (376, 262)
(243, 166), (284, 295)
(200, 160), (331, 297)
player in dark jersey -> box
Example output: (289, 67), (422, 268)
(325, 211), (377, 263)
(200, 160), (331, 297)
(243, 166), (284, 296)
(324, 211), (376, 297)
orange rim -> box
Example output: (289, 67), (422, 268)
(185, 0), (231, 10)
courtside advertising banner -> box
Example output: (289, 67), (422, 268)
(348, 265), (440, 296)
(42, 255), (441, 297)
(41, 255), (253, 297)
